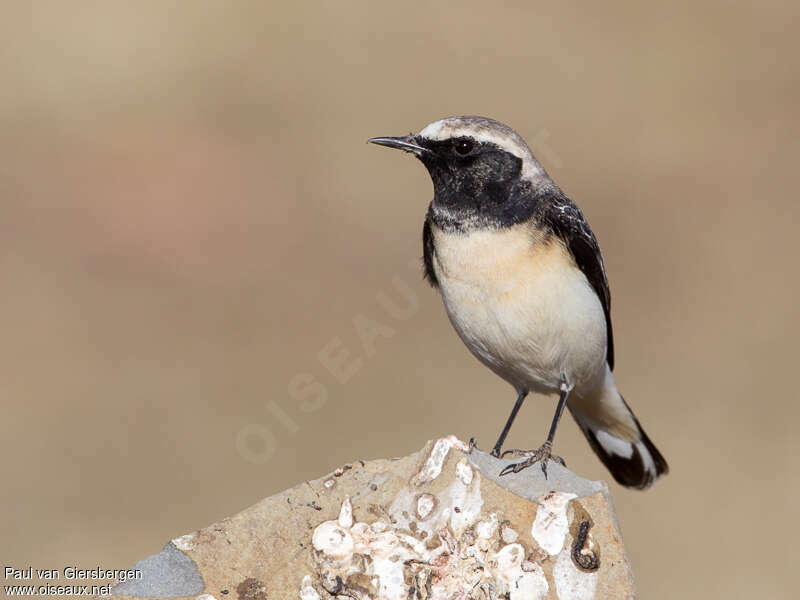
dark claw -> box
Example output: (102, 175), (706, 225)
(497, 443), (566, 478)
(499, 459), (530, 477)
(498, 463), (517, 477)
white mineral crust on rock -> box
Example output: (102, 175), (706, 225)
(410, 435), (470, 487)
(309, 494), (550, 600)
(531, 490), (578, 555)
(305, 437), (560, 600)
(106, 436), (635, 600)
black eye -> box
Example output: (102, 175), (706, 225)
(454, 139), (475, 155)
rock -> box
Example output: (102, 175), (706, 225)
(107, 436), (636, 600)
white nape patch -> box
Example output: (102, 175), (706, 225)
(171, 533), (196, 551)
(410, 435), (470, 487)
(595, 429), (634, 459)
(299, 575), (320, 600)
(531, 491), (577, 555)
(553, 546), (598, 600)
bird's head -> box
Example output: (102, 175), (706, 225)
(369, 116), (551, 230)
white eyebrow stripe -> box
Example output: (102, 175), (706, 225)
(419, 119), (528, 159)
(417, 117), (546, 181)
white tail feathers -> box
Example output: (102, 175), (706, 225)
(568, 381), (668, 489)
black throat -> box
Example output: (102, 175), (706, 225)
(418, 140), (553, 232)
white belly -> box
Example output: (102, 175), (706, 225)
(432, 223), (607, 394)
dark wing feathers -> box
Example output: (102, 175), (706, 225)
(422, 211), (438, 287)
(542, 194), (615, 370)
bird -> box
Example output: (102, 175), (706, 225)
(368, 116), (668, 489)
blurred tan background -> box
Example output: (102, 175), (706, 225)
(1, 1), (797, 598)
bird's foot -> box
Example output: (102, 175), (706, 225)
(489, 440), (503, 458)
(498, 441), (565, 478)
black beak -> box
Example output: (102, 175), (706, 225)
(367, 135), (429, 156)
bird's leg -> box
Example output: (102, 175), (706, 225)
(499, 379), (572, 477)
(490, 389), (528, 457)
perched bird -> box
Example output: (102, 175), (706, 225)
(369, 116), (668, 489)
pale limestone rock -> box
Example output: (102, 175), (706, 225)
(107, 437), (637, 600)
